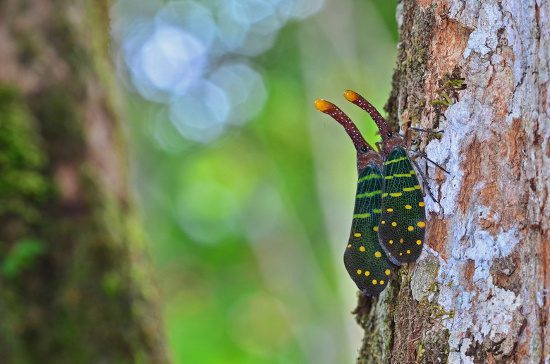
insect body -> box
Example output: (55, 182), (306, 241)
(344, 90), (426, 264)
(314, 99), (395, 296)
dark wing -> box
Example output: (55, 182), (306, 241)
(378, 147), (426, 264)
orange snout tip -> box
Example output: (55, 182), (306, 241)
(314, 99), (334, 112)
(344, 90), (360, 102)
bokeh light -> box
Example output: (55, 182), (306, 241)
(112, 0), (398, 362)
(113, 0), (325, 143)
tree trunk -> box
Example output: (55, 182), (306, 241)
(0, 1), (168, 362)
(356, 1), (549, 363)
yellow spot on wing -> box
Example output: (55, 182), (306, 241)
(416, 240), (422, 245)
(405, 204), (412, 209)
(364, 271), (370, 277)
(391, 222), (397, 227)
(372, 279), (378, 285)
(374, 251), (382, 258)
(347, 244), (351, 248)
(386, 208), (394, 212)
(356, 269), (362, 275)
(390, 192), (403, 197)
(381, 220), (386, 224)
(407, 226), (414, 231)
(354, 233), (361, 237)
(406, 249), (411, 254)
(373, 226), (379, 232)
(388, 240), (394, 245)
(385, 269), (391, 276)
(417, 221), (426, 228)
(359, 246), (366, 252)
(419, 202), (425, 207)
(403, 187), (416, 192)
(379, 280), (385, 285)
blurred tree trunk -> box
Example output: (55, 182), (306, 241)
(0, 1), (168, 363)
(356, 1), (549, 363)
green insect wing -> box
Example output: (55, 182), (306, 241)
(378, 147), (426, 264)
(344, 163), (396, 295)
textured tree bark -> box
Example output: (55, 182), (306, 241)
(0, 0), (168, 362)
(356, 1), (549, 363)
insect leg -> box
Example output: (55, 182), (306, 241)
(411, 151), (450, 175)
(409, 127), (445, 135)
(410, 156), (438, 203)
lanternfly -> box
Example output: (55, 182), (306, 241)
(314, 90), (426, 296)
(314, 97), (395, 296)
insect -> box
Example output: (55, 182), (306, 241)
(344, 90), (426, 264)
(314, 98), (395, 296)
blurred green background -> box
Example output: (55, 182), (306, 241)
(111, 0), (398, 362)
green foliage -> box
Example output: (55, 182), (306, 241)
(431, 92), (453, 107)
(1, 238), (45, 279)
(432, 74), (467, 108)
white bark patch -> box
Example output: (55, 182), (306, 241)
(421, 0), (546, 361)
(436, 227), (521, 361)
(462, 2), (502, 59)
(424, 94), (492, 216)
(465, 228), (519, 282)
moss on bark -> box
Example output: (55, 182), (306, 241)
(0, 0), (167, 362)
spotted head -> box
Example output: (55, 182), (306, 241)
(343, 90), (404, 156)
(314, 98), (382, 171)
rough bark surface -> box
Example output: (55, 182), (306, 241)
(356, 1), (549, 363)
(0, 0), (168, 362)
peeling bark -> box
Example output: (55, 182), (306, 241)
(356, 1), (550, 363)
(0, 0), (168, 362)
